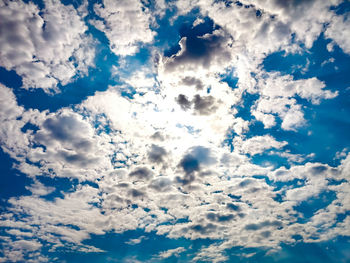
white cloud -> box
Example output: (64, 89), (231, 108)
(0, 0), (95, 92)
(156, 247), (186, 259)
(325, 13), (350, 54)
(234, 135), (287, 156)
(241, 0), (341, 48)
(251, 73), (337, 130)
(92, 0), (155, 56)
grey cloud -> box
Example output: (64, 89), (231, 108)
(43, 116), (80, 141)
(176, 94), (192, 111)
(191, 223), (217, 235)
(129, 189), (145, 198)
(190, 146), (217, 165)
(58, 150), (98, 167)
(245, 220), (283, 231)
(261, 230), (271, 238)
(226, 203), (242, 212)
(28, 113), (102, 171)
(165, 29), (232, 70)
(149, 177), (172, 192)
(311, 165), (327, 174)
(179, 146), (216, 175)
(273, 0), (314, 9)
(181, 76), (204, 90)
(37, 115), (93, 151)
(175, 173), (196, 186)
(192, 94), (218, 115)
(177, 146), (217, 185)
(175, 94), (219, 115)
(151, 131), (165, 141)
(198, 170), (213, 177)
(239, 179), (254, 188)
(148, 144), (167, 164)
(117, 183), (130, 188)
(179, 154), (200, 175)
(206, 212), (234, 223)
(129, 167), (153, 181)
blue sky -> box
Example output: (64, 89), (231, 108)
(0, 0), (350, 262)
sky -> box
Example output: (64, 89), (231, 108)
(0, 0), (350, 262)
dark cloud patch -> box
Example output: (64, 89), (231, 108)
(274, 0), (314, 9)
(192, 94), (218, 115)
(191, 223), (217, 234)
(312, 165), (327, 174)
(106, 194), (124, 204)
(43, 116), (80, 141)
(177, 146), (216, 185)
(35, 115), (93, 151)
(239, 179), (254, 188)
(245, 220), (283, 231)
(179, 146), (216, 175)
(198, 170), (213, 177)
(175, 173), (195, 186)
(151, 131), (165, 141)
(129, 167), (153, 181)
(181, 76), (204, 90)
(129, 189), (145, 198)
(149, 177), (172, 192)
(206, 212), (234, 223)
(261, 231), (271, 238)
(227, 203), (242, 212)
(117, 183), (129, 188)
(179, 154), (200, 174)
(58, 150), (96, 166)
(148, 144), (167, 164)
(190, 146), (216, 165)
(176, 94), (192, 111)
(165, 29), (232, 70)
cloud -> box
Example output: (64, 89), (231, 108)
(0, 84), (30, 160)
(234, 135), (287, 156)
(0, 1), (349, 262)
(239, 0), (340, 48)
(91, 0), (155, 56)
(164, 28), (232, 72)
(125, 236), (148, 245)
(1, 71), (348, 263)
(206, 212), (234, 223)
(179, 154), (200, 175)
(181, 76), (204, 90)
(178, 146), (217, 179)
(325, 12), (350, 54)
(0, 0), (95, 92)
(176, 94), (192, 111)
(148, 177), (173, 192)
(245, 220), (283, 231)
(192, 94), (219, 115)
(251, 73), (337, 130)
(156, 246), (186, 259)
(148, 144), (167, 164)
(11, 240), (42, 252)
(129, 167), (153, 181)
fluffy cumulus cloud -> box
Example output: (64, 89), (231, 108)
(0, 0), (349, 262)
(0, 0), (95, 93)
(91, 0), (155, 56)
(325, 12), (350, 54)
